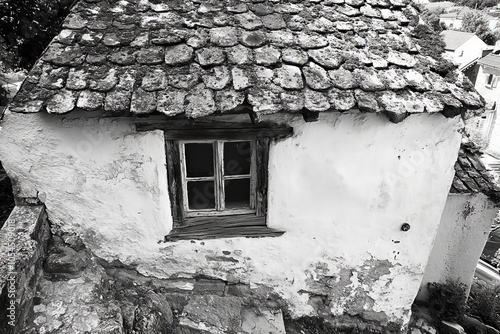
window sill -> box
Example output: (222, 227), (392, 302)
(164, 214), (285, 241)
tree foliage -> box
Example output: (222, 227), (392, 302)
(420, 8), (447, 32)
(460, 11), (499, 44)
(455, 0), (499, 10)
(429, 0), (500, 9)
(0, 0), (76, 70)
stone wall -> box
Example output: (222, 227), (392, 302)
(0, 205), (50, 334)
(26, 231), (404, 334)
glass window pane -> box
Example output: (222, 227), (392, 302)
(225, 178), (250, 209)
(224, 141), (251, 176)
(185, 143), (214, 177)
(187, 181), (215, 210)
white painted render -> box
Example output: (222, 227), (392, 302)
(0, 110), (462, 326)
(418, 193), (498, 300)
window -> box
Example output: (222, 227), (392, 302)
(486, 74), (497, 88)
(180, 140), (256, 216)
(138, 115), (293, 241)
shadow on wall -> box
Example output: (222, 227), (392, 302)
(0, 161), (15, 229)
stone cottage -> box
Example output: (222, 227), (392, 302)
(0, 0), (489, 332)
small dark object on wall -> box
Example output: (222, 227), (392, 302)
(401, 223), (411, 232)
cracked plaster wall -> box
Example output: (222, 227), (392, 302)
(0, 110), (462, 327)
(418, 193), (498, 300)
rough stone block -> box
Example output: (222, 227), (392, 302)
(241, 309), (286, 334)
(180, 295), (242, 331)
(193, 278), (226, 295)
(44, 246), (88, 275)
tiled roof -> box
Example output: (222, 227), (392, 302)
(7, 0), (485, 123)
(478, 53), (500, 71)
(451, 144), (500, 201)
(440, 30), (477, 51)
(424, 1), (454, 11)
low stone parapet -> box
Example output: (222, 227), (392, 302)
(0, 205), (50, 334)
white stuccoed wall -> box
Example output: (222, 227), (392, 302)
(0, 110), (462, 326)
(418, 193), (498, 300)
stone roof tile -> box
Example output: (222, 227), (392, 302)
(451, 144), (500, 202)
(38, 65), (68, 90)
(305, 88), (330, 112)
(308, 47), (344, 69)
(248, 84), (282, 115)
(6, 0), (484, 123)
(77, 90), (105, 110)
(66, 68), (89, 90)
(210, 27), (239, 47)
(267, 31), (295, 47)
(164, 44), (194, 66)
(46, 90), (79, 114)
(239, 30), (267, 48)
(185, 84), (217, 118)
(104, 89), (132, 112)
(274, 64), (304, 90)
(157, 89), (186, 116)
(281, 91), (305, 111)
(303, 62), (332, 90)
(255, 46), (281, 66)
(327, 88), (356, 111)
(282, 48), (309, 66)
(202, 66), (231, 90)
(216, 88), (245, 113)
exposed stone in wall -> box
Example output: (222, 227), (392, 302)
(296, 259), (398, 331)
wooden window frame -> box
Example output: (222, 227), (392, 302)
(153, 121), (292, 242)
(179, 139), (257, 217)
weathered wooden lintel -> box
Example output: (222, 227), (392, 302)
(136, 113), (293, 140)
(134, 112), (289, 131)
(160, 127), (293, 140)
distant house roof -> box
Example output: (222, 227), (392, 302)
(478, 53), (500, 70)
(451, 144), (500, 201)
(425, 1), (454, 11)
(440, 30), (480, 51)
(6, 0), (484, 123)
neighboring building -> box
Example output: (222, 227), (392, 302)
(476, 53), (500, 104)
(440, 7), (499, 31)
(418, 144), (500, 300)
(474, 53), (500, 157)
(441, 30), (489, 70)
(0, 0), (488, 332)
